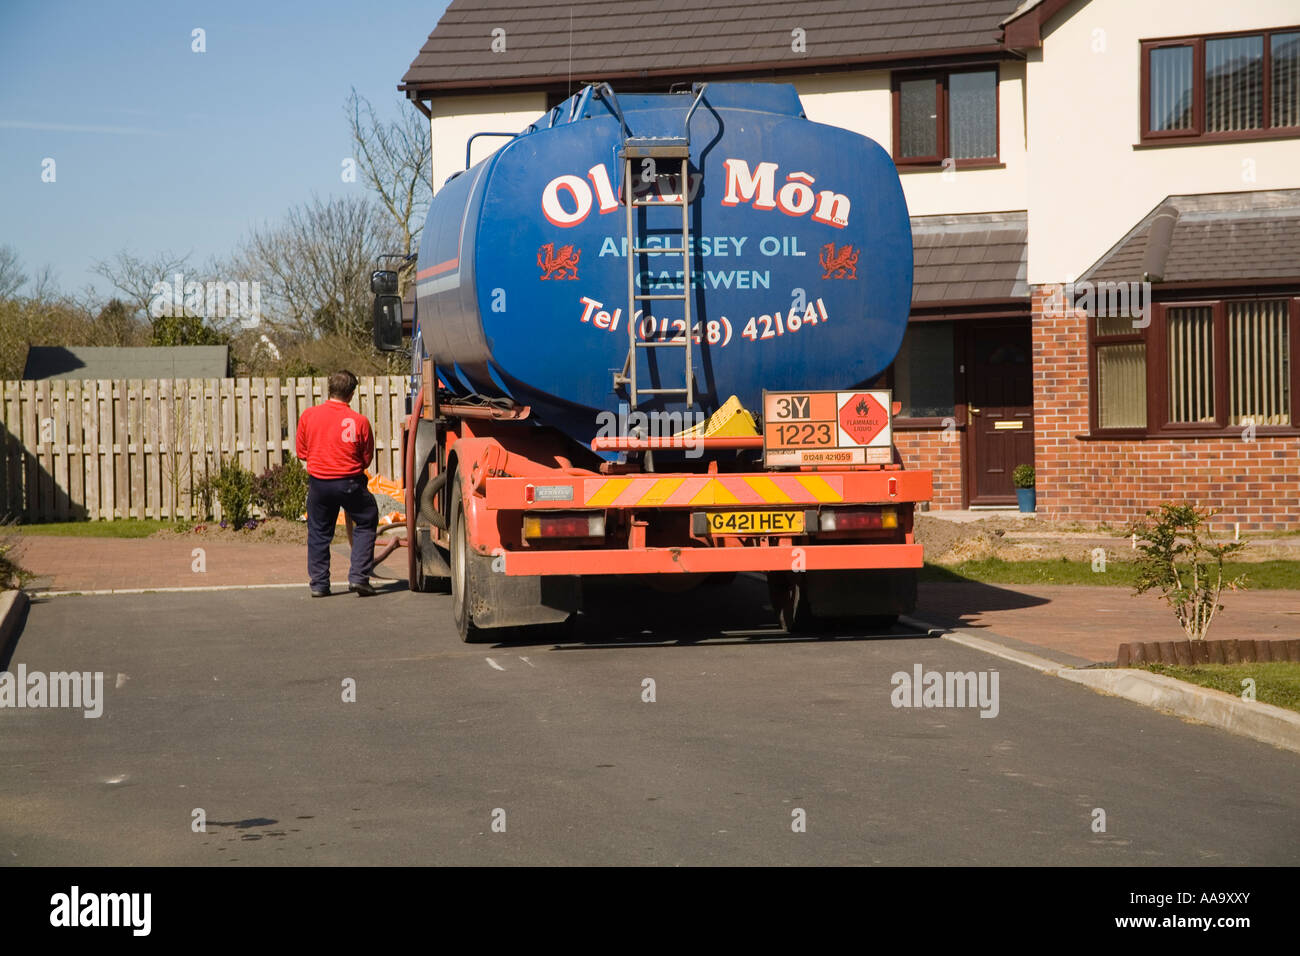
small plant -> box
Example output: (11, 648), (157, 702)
(1012, 464), (1035, 489)
(253, 456), (309, 519)
(192, 470), (216, 521)
(1128, 503), (1247, 641)
(209, 459), (256, 529)
(0, 518), (34, 591)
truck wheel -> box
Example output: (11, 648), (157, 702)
(449, 482), (483, 643)
(767, 572), (816, 634)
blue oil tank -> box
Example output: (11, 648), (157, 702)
(414, 82), (912, 446)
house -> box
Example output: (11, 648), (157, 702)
(22, 345), (231, 381)
(399, 0), (1300, 530)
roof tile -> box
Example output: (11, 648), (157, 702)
(403, 0), (1021, 91)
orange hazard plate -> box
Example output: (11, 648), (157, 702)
(762, 388), (894, 467)
(702, 510), (805, 535)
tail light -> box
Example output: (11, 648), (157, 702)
(818, 506), (898, 532)
(522, 511), (606, 539)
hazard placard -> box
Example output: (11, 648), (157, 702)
(762, 389), (893, 467)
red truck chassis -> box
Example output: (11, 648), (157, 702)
(389, 376), (931, 640)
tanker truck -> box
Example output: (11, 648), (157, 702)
(370, 82), (931, 641)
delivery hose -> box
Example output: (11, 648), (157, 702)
(418, 470), (448, 530)
(371, 525), (404, 567)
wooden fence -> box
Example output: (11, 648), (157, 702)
(1, 376), (408, 522)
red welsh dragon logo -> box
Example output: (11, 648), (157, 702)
(819, 242), (859, 279)
(538, 243), (580, 280)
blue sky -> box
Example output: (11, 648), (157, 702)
(0, 0), (449, 297)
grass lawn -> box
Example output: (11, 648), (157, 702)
(1142, 661), (1300, 713)
(13, 519), (176, 539)
(920, 557), (1300, 590)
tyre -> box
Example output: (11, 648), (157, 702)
(767, 572), (817, 634)
(449, 481), (484, 642)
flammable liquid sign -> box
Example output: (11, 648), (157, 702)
(762, 389), (893, 467)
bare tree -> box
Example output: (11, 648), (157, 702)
(92, 298), (142, 346)
(228, 193), (399, 344)
(0, 245), (27, 299)
(29, 265), (61, 303)
(346, 90), (431, 258)
(92, 248), (193, 320)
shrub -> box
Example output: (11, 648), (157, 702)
(0, 519), (33, 591)
(1012, 464), (1035, 488)
(206, 459), (256, 528)
(253, 456), (309, 519)
(1128, 503), (1247, 641)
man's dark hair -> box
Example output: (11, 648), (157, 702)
(328, 370), (359, 401)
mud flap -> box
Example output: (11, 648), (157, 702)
(417, 527), (451, 582)
(465, 548), (580, 628)
(802, 568), (917, 619)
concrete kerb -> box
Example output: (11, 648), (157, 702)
(902, 614), (1300, 757)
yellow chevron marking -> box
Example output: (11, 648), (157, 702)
(688, 479), (741, 505)
(797, 475), (842, 502)
(638, 477), (686, 506)
(746, 476), (792, 503)
(586, 478), (631, 507)
(711, 481), (741, 505)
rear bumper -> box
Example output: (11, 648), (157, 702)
(485, 469), (931, 510)
(500, 542), (923, 576)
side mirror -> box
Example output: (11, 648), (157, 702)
(370, 270), (399, 295)
(373, 294), (403, 351)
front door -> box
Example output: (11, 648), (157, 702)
(965, 321), (1034, 506)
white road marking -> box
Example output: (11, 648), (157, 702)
(485, 658), (505, 671)
(519, 656), (535, 667)
(32, 581), (354, 598)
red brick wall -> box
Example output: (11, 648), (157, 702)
(1032, 284), (1300, 533)
(895, 429), (964, 510)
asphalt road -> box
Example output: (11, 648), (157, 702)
(3, 576), (1299, 865)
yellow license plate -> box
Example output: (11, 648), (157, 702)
(705, 510), (805, 535)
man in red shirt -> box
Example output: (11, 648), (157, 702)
(295, 370), (379, 596)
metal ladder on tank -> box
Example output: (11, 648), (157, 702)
(611, 83), (708, 411)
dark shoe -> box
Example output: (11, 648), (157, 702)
(349, 581), (378, 597)
(311, 588), (330, 598)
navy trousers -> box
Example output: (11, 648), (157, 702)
(306, 474), (378, 590)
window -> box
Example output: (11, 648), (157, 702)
(1167, 306), (1215, 422)
(1141, 27), (1300, 143)
(1092, 308), (1148, 432)
(1228, 299), (1291, 425)
(1097, 343), (1148, 429)
(1090, 296), (1298, 435)
(892, 68), (998, 167)
(894, 321), (955, 419)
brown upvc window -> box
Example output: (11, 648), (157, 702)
(1140, 27), (1300, 144)
(892, 320), (958, 425)
(1090, 305), (1148, 437)
(1090, 295), (1300, 436)
(892, 67), (999, 168)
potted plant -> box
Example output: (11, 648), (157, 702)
(1012, 464), (1036, 513)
